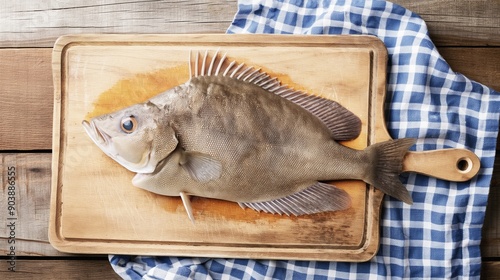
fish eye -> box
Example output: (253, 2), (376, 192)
(120, 116), (137, 133)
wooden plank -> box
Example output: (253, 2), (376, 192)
(2, 257), (499, 279)
(0, 1), (498, 48)
(0, 259), (120, 279)
(482, 261), (500, 280)
(0, 154), (500, 262)
(0, 47), (498, 152)
(392, 0), (500, 46)
(0, 49), (53, 150)
(0, 0), (238, 48)
(439, 47), (500, 92)
(482, 157), (500, 258)
(0, 153), (67, 256)
(1, 258), (498, 279)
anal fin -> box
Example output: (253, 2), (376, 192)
(238, 182), (351, 216)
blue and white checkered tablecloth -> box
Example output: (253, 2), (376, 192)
(110, 0), (500, 278)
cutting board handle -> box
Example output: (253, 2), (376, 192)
(402, 149), (480, 182)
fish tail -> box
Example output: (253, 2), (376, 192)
(364, 138), (416, 204)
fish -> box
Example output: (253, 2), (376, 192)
(82, 50), (415, 222)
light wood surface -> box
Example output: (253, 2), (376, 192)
(0, 259), (121, 280)
(0, 49), (53, 150)
(0, 154), (64, 256)
(0, 0), (239, 48)
(0, 0), (498, 278)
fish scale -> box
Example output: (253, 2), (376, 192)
(82, 50), (414, 221)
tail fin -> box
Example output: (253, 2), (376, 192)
(365, 138), (416, 204)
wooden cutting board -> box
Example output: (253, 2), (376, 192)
(49, 34), (479, 261)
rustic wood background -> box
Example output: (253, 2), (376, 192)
(0, 0), (498, 278)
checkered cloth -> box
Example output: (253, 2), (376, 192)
(110, 0), (500, 278)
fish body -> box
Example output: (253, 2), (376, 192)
(83, 51), (414, 219)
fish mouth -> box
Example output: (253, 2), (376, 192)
(82, 120), (155, 173)
(82, 120), (111, 146)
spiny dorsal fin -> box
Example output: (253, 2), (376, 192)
(189, 50), (361, 141)
(189, 50), (280, 90)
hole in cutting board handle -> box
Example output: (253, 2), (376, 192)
(456, 157), (473, 174)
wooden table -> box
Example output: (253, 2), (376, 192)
(0, 1), (498, 278)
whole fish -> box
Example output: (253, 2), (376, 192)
(82, 50), (414, 221)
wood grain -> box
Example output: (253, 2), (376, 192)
(2, 258), (498, 279)
(0, 1), (498, 48)
(0, 0), (238, 48)
(0, 153), (67, 256)
(482, 261), (500, 280)
(392, 0), (500, 46)
(0, 259), (120, 280)
(482, 156), (500, 258)
(0, 49), (53, 150)
(440, 47), (500, 92)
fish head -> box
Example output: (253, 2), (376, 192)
(82, 101), (178, 174)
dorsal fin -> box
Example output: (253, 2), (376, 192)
(189, 50), (362, 141)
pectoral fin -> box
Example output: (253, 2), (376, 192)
(180, 151), (222, 183)
(180, 192), (195, 223)
(238, 182), (351, 216)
